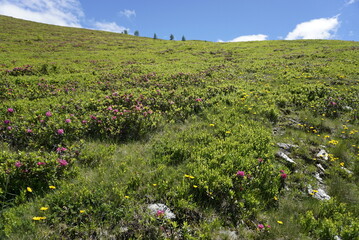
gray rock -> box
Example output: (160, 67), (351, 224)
(316, 164), (326, 173)
(276, 151), (296, 164)
(341, 167), (353, 175)
(307, 185), (330, 200)
(343, 106), (353, 111)
(334, 235), (342, 240)
(277, 143), (299, 151)
(314, 172), (323, 183)
(316, 149), (329, 161)
(217, 230), (238, 240)
(148, 203), (176, 219)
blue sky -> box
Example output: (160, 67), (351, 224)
(0, 0), (358, 42)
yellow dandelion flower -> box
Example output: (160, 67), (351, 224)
(277, 220), (283, 224)
(225, 131), (231, 134)
(312, 190), (318, 193)
(193, 185), (198, 188)
(209, 124), (215, 127)
(27, 187), (32, 192)
(184, 174), (195, 179)
(79, 210), (86, 213)
(49, 185), (56, 189)
(152, 184), (157, 186)
(124, 196), (130, 199)
(39, 217), (46, 220)
(340, 162), (345, 167)
(32, 217), (41, 221)
(274, 196), (278, 201)
(40, 207), (48, 211)
(328, 139), (339, 145)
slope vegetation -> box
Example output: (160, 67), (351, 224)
(0, 16), (358, 239)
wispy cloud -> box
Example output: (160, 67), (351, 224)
(120, 9), (136, 18)
(0, 0), (83, 27)
(346, 0), (358, 5)
(219, 34), (268, 42)
(285, 16), (339, 40)
(93, 21), (127, 33)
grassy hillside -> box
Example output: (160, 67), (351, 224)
(0, 15), (358, 239)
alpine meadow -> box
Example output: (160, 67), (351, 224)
(0, 15), (358, 239)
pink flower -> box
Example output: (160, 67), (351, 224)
(279, 170), (285, 173)
(4, 120), (10, 124)
(195, 98), (203, 102)
(45, 111), (52, 117)
(258, 224), (264, 230)
(266, 225), (271, 228)
(236, 171), (245, 177)
(81, 120), (87, 124)
(40, 119), (45, 123)
(112, 116), (117, 120)
(258, 158), (263, 163)
(15, 161), (22, 167)
(57, 129), (64, 135)
(329, 101), (337, 106)
(26, 129), (33, 133)
(58, 159), (68, 166)
(280, 173), (287, 179)
(37, 162), (46, 166)
(7, 108), (14, 113)
(156, 210), (165, 217)
(65, 118), (71, 123)
(90, 115), (97, 120)
(7, 126), (12, 131)
(56, 147), (67, 152)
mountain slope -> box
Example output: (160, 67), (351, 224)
(0, 15), (358, 239)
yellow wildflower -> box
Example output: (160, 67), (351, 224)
(184, 174), (195, 179)
(340, 162), (345, 167)
(49, 185), (56, 189)
(80, 210), (86, 213)
(124, 196), (130, 199)
(277, 220), (283, 224)
(27, 187), (32, 192)
(40, 207), (48, 211)
(193, 185), (198, 188)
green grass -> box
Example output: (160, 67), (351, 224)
(0, 15), (358, 239)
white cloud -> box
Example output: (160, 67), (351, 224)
(0, 0), (83, 27)
(227, 34), (268, 42)
(285, 16), (339, 40)
(346, 0), (358, 5)
(120, 9), (136, 18)
(94, 21), (127, 33)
